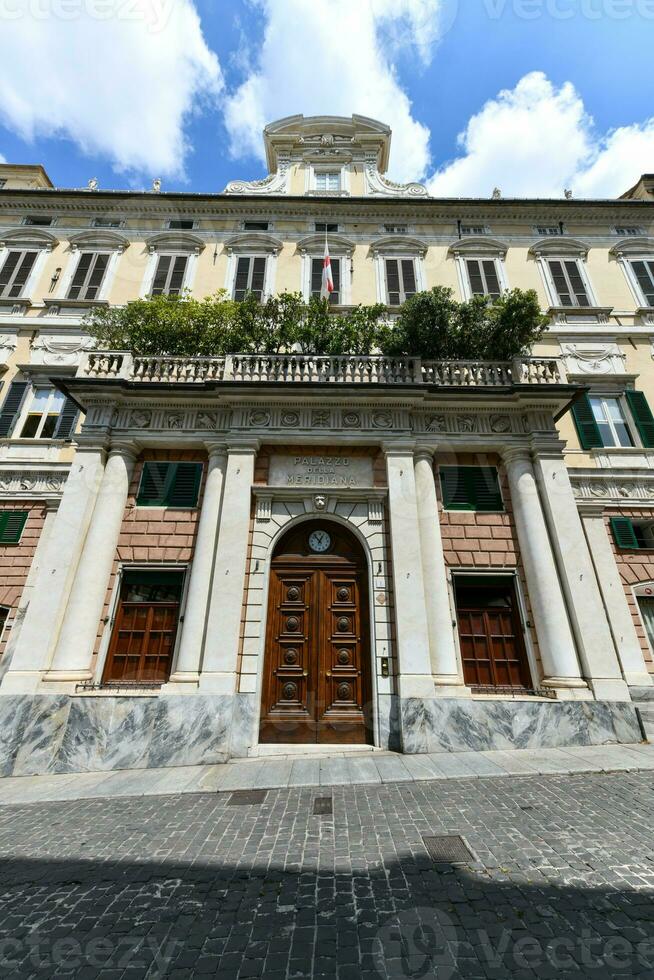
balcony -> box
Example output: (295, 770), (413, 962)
(77, 352), (568, 387)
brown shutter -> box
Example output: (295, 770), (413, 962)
(548, 260), (572, 306)
(311, 258), (323, 297)
(564, 260), (590, 305)
(631, 261), (654, 307)
(250, 257), (267, 299)
(234, 257), (251, 301)
(400, 259), (417, 298)
(151, 255), (172, 295)
(466, 260), (484, 296)
(330, 258), (340, 304)
(83, 253), (109, 300)
(67, 252), (93, 299)
(385, 259), (401, 305)
(168, 256), (188, 295)
(482, 260), (501, 298)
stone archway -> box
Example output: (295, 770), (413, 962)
(259, 519), (374, 745)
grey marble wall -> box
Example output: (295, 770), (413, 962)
(0, 693), (644, 776)
(399, 697), (644, 754)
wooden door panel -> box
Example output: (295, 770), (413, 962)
(456, 583), (531, 690)
(104, 596), (181, 684)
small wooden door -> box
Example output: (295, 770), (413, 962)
(455, 578), (532, 690)
(103, 570), (184, 684)
(259, 522), (372, 744)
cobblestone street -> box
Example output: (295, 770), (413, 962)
(1, 771), (654, 978)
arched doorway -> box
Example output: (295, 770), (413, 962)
(259, 520), (373, 745)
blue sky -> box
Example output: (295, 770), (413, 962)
(0, 0), (653, 198)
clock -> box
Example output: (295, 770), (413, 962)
(308, 529), (332, 553)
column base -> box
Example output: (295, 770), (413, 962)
(0, 671), (44, 694)
(397, 675), (437, 699)
(40, 670), (93, 695)
(624, 672), (654, 688)
(432, 675), (471, 697)
(198, 672), (239, 695)
(588, 677), (632, 702)
(541, 676), (594, 701)
(161, 672), (200, 694)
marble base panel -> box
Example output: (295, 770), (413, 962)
(399, 697), (644, 755)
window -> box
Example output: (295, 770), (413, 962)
(629, 260), (654, 307)
(136, 462), (203, 507)
(0, 249), (38, 298)
(67, 251), (110, 300)
(233, 256), (267, 301)
(91, 217), (123, 229)
(440, 466), (504, 512)
(461, 225), (488, 236)
(546, 258), (590, 306)
(536, 225), (563, 236)
(0, 511), (28, 544)
(0, 180), (6, 189)
(384, 224), (408, 234)
(19, 386), (68, 439)
(311, 257), (341, 305)
(243, 220), (270, 232)
(314, 171), (341, 192)
(465, 259), (502, 299)
(167, 219), (195, 230)
(23, 215), (53, 227)
(151, 254), (189, 296)
(615, 226), (643, 236)
(611, 517), (654, 551)
(571, 390), (654, 450)
(637, 596), (654, 650)
(589, 396), (634, 448)
(315, 222), (339, 233)
(384, 258), (417, 306)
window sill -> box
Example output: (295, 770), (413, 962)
(548, 306), (614, 323)
(591, 447), (654, 469)
(43, 298), (109, 314)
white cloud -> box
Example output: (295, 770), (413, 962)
(0, 0), (223, 178)
(428, 71), (654, 199)
(224, 0), (443, 182)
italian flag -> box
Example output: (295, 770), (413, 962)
(320, 239), (334, 300)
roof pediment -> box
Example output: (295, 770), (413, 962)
(264, 114), (392, 173)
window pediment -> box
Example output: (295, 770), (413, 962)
(448, 236), (508, 258)
(610, 237), (654, 257)
(369, 236), (428, 257)
(0, 227), (58, 250)
(145, 232), (205, 254)
(224, 233), (283, 255)
(529, 237), (589, 258)
(295, 234), (355, 256)
(68, 230), (129, 252)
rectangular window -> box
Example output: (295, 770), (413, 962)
(536, 225), (563, 236)
(383, 224), (408, 234)
(465, 259), (502, 299)
(67, 251), (110, 301)
(314, 171), (341, 192)
(589, 396), (634, 448)
(167, 219), (195, 230)
(547, 259), (590, 307)
(19, 386), (67, 439)
(0, 249), (38, 298)
(0, 511), (28, 544)
(638, 597), (654, 651)
(91, 217), (123, 228)
(23, 215), (53, 227)
(233, 256), (267, 301)
(461, 225), (487, 236)
(610, 517), (654, 551)
(311, 257), (341, 305)
(630, 260), (654, 307)
(315, 222), (339, 233)
(615, 226), (643, 236)
(136, 461), (203, 508)
(243, 220), (270, 231)
(440, 466), (504, 512)
(0, 179), (6, 189)
(151, 254), (189, 296)
(384, 258), (417, 306)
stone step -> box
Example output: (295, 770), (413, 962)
(636, 705), (654, 722)
(630, 686), (654, 702)
(248, 743), (384, 759)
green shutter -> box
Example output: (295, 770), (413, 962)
(610, 517), (640, 550)
(53, 398), (79, 440)
(625, 390), (654, 449)
(137, 461), (202, 507)
(571, 393), (603, 449)
(0, 511), (28, 544)
(0, 381), (29, 438)
(440, 466), (503, 512)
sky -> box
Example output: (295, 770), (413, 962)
(0, 0), (653, 198)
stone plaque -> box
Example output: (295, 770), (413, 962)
(269, 454), (374, 489)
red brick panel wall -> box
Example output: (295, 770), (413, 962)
(0, 502), (46, 657)
(606, 509), (654, 673)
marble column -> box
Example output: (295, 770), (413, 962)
(502, 448), (588, 697)
(582, 507), (653, 688)
(385, 445), (435, 699)
(44, 441), (138, 686)
(534, 454), (631, 701)
(164, 443), (228, 692)
(414, 448), (466, 692)
(200, 442), (257, 693)
(0, 447), (106, 694)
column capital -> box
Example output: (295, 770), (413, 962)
(225, 437), (260, 454)
(414, 446), (436, 464)
(204, 440), (228, 460)
(108, 438), (140, 462)
(502, 446), (532, 466)
(382, 440), (416, 457)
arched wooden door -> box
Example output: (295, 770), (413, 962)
(259, 521), (373, 745)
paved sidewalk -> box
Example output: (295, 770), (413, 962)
(1, 741), (654, 805)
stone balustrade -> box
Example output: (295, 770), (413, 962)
(78, 352), (567, 386)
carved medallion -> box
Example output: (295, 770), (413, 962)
(130, 410), (151, 429)
(425, 415), (447, 433)
(285, 616), (300, 632)
(287, 586), (301, 601)
(337, 683), (351, 701)
(311, 410), (330, 428)
(281, 411), (300, 427)
(249, 410), (271, 427)
(284, 649), (299, 665)
(337, 649), (350, 665)
(372, 411), (392, 429)
(336, 617), (350, 633)
(282, 682), (298, 700)
(337, 587), (350, 602)
(490, 414), (511, 434)
(342, 411), (360, 428)
(196, 412), (218, 429)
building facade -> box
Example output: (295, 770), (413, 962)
(0, 115), (653, 773)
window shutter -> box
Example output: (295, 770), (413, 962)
(0, 511), (28, 544)
(151, 255), (172, 295)
(440, 467), (503, 512)
(571, 393), (603, 450)
(250, 257), (267, 299)
(168, 255), (188, 295)
(137, 461), (172, 505)
(53, 398), (79, 440)
(0, 381), (29, 437)
(385, 259), (401, 305)
(234, 257), (251, 301)
(631, 261), (654, 307)
(610, 517), (639, 550)
(564, 260), (590, 305)
(482, 260), (501, 299)
(466, 259), (484, 296)
(330, 258), (340, 303)
(0, 251), (21, 293)
(440, 467), (470, 509)
(625, 390), (654, 448)
(67, 252), (92, 299)
(83, 253), (109, 300)
(9, 251), (37, 296)
(401, 259), (417, 299)
(548, 260), (572, 305)
(167, 462), (202, 507)
(311, 258), (323, 296)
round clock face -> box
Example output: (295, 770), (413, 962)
(308, 530), (332, 554)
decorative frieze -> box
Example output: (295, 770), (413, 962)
(560, 342), (626, 376)
(0, 469), (68, 498)
(571, 472), (654, 506)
